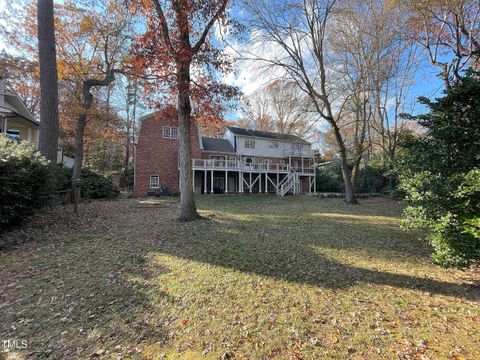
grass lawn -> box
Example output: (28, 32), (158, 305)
(1, 196), (479, 359)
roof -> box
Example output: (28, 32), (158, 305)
(226, 126), (309, 144)
(0, 92), (38, 125)
(202, 137), (235, 153)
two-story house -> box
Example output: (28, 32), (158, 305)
(134, 109), (317, 197)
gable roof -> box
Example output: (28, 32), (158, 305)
(226, 126), (309, 144)
(202, 137), (235, 153)
(0, 92), (38, 125)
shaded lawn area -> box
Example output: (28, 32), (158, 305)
(1, 196), (479, 359)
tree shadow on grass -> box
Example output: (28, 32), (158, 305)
(0, 237), (169, 359)
(154, 209), (479, 301)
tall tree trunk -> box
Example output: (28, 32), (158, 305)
(124, 91), (130, 174)
(177, 61), (200, 221)
(71, 113), (87, 197)
(332, 123), (357, 204)
(37, 0), (59, 162)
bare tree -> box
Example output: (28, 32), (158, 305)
(244, 0), (359, 203)
(37, 0), (59, 162)
(402, 0), (480, 88)
(244, 80), (318, 138)
(243, 87), (274, 131)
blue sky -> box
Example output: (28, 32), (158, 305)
(0, 0), (447, 126)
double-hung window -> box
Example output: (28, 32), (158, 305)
(163, 126), (178, 139)
(150, 175), (159, 188)
(245, 138), (255, 149)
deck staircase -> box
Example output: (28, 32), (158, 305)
(276, 168), (300, 196)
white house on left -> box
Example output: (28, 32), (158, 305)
(0, 76), (40, 146)
(0, 76), (73, 167)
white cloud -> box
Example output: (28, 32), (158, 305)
(223, 32), (288, 97)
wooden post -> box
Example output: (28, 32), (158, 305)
(249, 172), (252, 193)
(204, 170), (207, 194)
(73, 178), (82, 214)
(239, 172), (243, 193)
(225, 170), (228, 193)
(259, 173), (262, 193)
(265, 173), (268, 193)
(210, 169), (214, 194)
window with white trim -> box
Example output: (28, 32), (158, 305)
(245, 138), (255, 149)
(162, 126), (178, 139)
(150, 175), (159, 188)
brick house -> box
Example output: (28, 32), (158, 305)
(134, 109), (317, 197)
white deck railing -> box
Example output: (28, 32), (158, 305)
(192, 159), (314, 174)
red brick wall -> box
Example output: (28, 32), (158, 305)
(134, 109), (201, 197)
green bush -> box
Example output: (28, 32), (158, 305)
(54, 167), (119, 199)
(0, 135), (55, 229)
(397, 72), (480, 267)
(80, 169), (119, 199)
(355, 163), (389, 194)
(315, 168), (343, 192)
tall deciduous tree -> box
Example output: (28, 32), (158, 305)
(243, 0), (359, 203)
(53, 2), (132, 194)
(244, 80), (317, 138)
(37, 0), (59, 162)
(131, 0), (237, 221)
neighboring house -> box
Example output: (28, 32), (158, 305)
(0, 76), (74, 168)
(0, 76), (39, 146)
(134, 109), (317, 197)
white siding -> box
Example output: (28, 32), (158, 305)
(235, 135), (313, 157)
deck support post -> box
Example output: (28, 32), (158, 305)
(259, 173), (262, 193)
(239, 172), (243, 193)
(313, 161), (317, 194)
(210, 170), (214, 194)
(265, 173), (268, 193)
(225, 170), (228, 193)
(204, 170), (207, 194)
(249, 172), (252, 193)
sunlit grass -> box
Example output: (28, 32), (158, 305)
(0, 196), (478, 359)
(310, 212), (399, 225)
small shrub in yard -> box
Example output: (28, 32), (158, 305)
(54, 167), (119, 199)
(0, 135), (55, 229)
(80, 169), (119, 199)
(315, 168), (343, 192)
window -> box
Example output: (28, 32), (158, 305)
(271, 141), (279, 148)
(150, 175), (159, 188)
(163, 126), (178, 139)
(245, 138), (255, 149)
